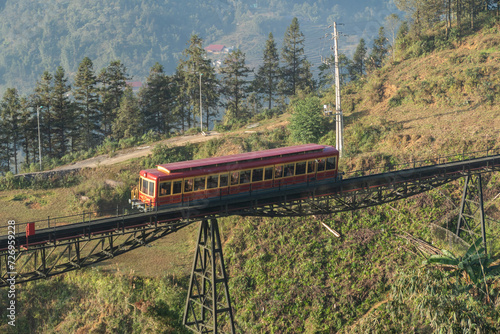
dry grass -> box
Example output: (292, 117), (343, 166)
(341, 28), (500, 160)
(100, 223), (199, 277)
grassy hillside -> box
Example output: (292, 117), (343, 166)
(336, 19), (500, 162)
(1, 23), (500, 333)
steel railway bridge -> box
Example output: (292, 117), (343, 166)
(1, 150), (500, 333)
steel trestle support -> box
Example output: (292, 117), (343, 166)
(183, 219), (235, 334)
(456, 174), (487, 253)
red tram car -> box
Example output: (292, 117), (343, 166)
(130, 144), (339, 211)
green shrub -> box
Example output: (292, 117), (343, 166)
(141, 144), (195, 168)
(195, 138), (226, 159)
(141, 129), (161, 143)
(289, 95), (328, 144)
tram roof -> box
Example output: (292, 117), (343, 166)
(156, 144), (333, 174)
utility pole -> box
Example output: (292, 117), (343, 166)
(333, 22), (344, 157)
(37, 106), (42, 171)
(199, 73), (204, 135)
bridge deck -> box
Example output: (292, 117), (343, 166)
(1, 153), (499, 251)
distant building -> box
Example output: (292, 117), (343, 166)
(127, 81), (143, 92)
(205, 44), (226, 54)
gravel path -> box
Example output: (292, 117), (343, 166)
(48, 132), (221, 171)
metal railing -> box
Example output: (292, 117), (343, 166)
(0, 206), (134, 237)
(343, 148), (500, 178)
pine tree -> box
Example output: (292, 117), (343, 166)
(201, 65), (220, 131)
(112, 87), (142, 139)
(0, 112), (8, 174)
(172, 67), (190, 133)
(177, 35), (219, 130)
(98, 60), (130, 137)
(394, 21), (410, 57)
(349, 39), (367, 81)
(300, 60), (315, 92)
(384, 14), (401, 56)
(52, 66), (73, 158)
(220, 49), (252, 122)
(253, 32), (280, 109)
(34, 71), (54, 158)
(19, 96), (38, 169)
(73, 57), (101, 150)
(139, 62), (175, 135)
(1, 88), (21, 174)
(367, 27), (389, 72)
(281, 17), (313, 96)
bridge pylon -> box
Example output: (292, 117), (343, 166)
(183, 218), (235, 334)
(455, 174), (487, 253)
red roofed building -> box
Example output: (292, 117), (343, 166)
(126, 81), (143, 92)
(205, 44), (226, 53)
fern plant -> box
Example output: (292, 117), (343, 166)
(425, 238), (500, 296)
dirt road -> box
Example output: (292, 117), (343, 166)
(52, 132), (221, 171)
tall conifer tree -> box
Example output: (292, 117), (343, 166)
(73, 57), (100, 150)
(1, 88), (21, 173)
(367, 27), (389, 72)
(172, 66), (190, 133)
(220, 49), (252, 121)
(281, 17), (313, 96)
(178, 35), (219, 130)
(19, 96), (38, 168)
(35, 71), (54, 158)
(253, 32), (280, 109)
(349, 39), (367, 81)
(52, 66), (73, 158)
(139, 62), (175, 135)
(112, 87), (142, 139)
(0, 110), (9, 174)
(98, 60), (129, 137)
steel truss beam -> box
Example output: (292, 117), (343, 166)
(456, 174), (487, 252)
(1, 166), (494, 288)
(0, 220), (193, 286)
(238, 175), (461, 217)
(183, 219), (235, 334)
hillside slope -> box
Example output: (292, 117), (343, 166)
(337, 24), (500, 163)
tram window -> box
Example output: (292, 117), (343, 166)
(252, 168), (264, 182)
(317, 159), (326, 171)
(141, 179), (148, 195)
(231, 172), (239, 185)
(240, 170), (251, 184)
(264, 167), (274, 180)
(275, 165), (283, 178)
(159, 182), (171, 196)
(326, 157), (337, 170)
(220, 174), (229, 187)
(172, 181), (182, 194)
(284, 163), (295, 177)
(149, 181), (155, 197)
(194, 177), (206, 191)
(184, 179), (193, 192)
(207, 175), (219, 189)
(307, 161), (315, 174)
(295, 161), (306, 175)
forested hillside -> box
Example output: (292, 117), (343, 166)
(0, 0), (394, 94)
(0, 0), (232, 93)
